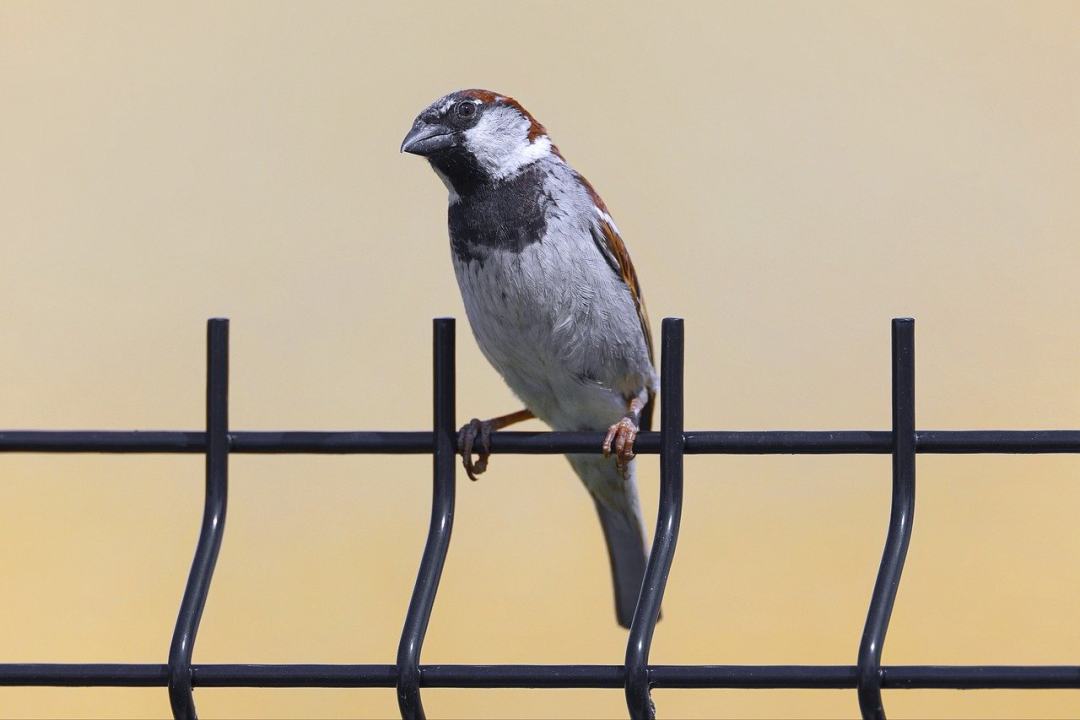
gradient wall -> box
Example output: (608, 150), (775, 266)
(1, 2), (1079, 718)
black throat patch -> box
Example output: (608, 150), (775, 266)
(447, 164), (549, 264)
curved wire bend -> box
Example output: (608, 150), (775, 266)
(396, 319), (457, 720)
(168, 319), (230, 720)
(625, 318), (686, 720)
(857, 318), (916, 720)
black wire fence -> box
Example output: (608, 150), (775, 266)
(2, 316), (1079, 720)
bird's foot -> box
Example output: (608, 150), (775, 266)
(458, 417), (493, 481)
(602, 416), (639, 471)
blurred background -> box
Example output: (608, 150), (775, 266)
(1, 2), (1078, 718)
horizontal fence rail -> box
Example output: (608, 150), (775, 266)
(1, 316), (1078, 719)
(4, 430), (1080, 454)
(6, 663), (1080, 689)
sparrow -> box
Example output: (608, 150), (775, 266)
(401, 89), (657, 628)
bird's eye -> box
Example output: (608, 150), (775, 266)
(454, 101), (477, 118)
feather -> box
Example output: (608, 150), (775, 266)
(581, 175), (656, 431)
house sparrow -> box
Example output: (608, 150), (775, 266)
(401, 89), (657, 628)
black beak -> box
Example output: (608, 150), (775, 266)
(400, 121), (455, 156)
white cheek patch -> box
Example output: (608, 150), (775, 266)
(464, 106), (552, 180)
(517, 135), (553, 169)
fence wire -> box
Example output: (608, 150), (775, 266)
(2, 317), (1080, 720)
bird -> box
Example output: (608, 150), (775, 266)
(401, 89), (657, 628)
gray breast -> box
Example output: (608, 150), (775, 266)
(447, 160), (654, 429)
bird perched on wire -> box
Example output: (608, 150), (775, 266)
(401, 89), (657, 628)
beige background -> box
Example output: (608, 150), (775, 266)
(1, 1), (1079, 718)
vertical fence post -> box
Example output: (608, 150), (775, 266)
(396, 318), (457, 720)
(168, 318), (230, 720)
(857, 318), (916, 719)
(625, 318), (685, 720)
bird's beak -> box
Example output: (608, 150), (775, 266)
(400, 121), (455, 156)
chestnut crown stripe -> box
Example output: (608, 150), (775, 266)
(462, 89), (549, 143)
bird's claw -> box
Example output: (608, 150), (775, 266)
(602, 416), (639, 471)
(458, 417), (493, 481)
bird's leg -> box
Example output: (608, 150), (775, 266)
(458, 408), (535, 481)
(603, 396), (646, 471)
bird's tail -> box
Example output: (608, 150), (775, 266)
(566, 453), (652, 629)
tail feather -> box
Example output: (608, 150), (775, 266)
(567, 453), (654, 629)
(593, 497), (650, 628)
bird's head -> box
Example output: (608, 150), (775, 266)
(401, 89), (555, 196)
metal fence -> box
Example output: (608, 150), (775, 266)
(1, 316), (1079, 720)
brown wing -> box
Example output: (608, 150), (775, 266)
(583, 180), (656, 432)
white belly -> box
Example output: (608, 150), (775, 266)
(452, 242), (650, 431)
